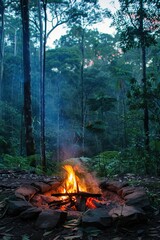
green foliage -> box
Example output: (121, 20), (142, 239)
(0, 101), (22, 155)
(2, 1), (160, 175)
(0, 153), (61, 176)
(86, 147), (160, 177)
(87, 95), (116, 112)
(1, 154), (31, 170)
(86, 151), (119, 177)
(146, 185), (160, 208)
(113, 0), (159, 52)
(119, 146), (160, 175)
(86, 120), (106, 133)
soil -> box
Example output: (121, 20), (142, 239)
(0, 170), (160, 240)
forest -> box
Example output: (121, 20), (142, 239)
(0, 1), (160, 240)
(0, 0), (160, 177)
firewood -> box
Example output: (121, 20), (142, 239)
(51, 192), (101, 198)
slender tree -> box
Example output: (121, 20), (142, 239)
(20, 0), (36, 165)
(36, 0), (47, 171)
(41, 0), (47, 171)
(0, 0), (4, 106)
(139, 0), (149, 156)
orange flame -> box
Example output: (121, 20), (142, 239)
(63, 165), (87, 193)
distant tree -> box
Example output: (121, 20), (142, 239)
(113, 0), (159, 173)
(66, 1), (109, 154)
(45, 29), (122, 156)
(20, 0), (36, 166)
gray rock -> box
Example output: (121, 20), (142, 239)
(67, 210), (82, 220)
(118, 186), (136, 197)
(15, 184), (38, 200)
(109, 205), (146, 225)
(100, 181), (128, 193)
(20, 207), (42, 219)
(82, 208), (112, 228)
(35, 209), (67, 229)
(49, 181), (62, 190)
(31, 182), (52, 193)
(124, 191), (150, 208)
(7, 200), (32, 216)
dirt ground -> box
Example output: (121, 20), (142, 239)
(0, 170), (160, 240)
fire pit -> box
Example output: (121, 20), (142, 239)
(6, 158), (150, 230)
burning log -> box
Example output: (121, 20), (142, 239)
(49, 192), (101, 212)
(48, 198), (71, 207)
(51, 192), (101, 198)
(50, 192), (102, 211)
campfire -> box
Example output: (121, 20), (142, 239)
(10, 158), (149, 230)
(30, 159), (125, 212)
(48, 163), (102, 211)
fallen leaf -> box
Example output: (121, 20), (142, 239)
(84, 227), (102, 236)
(0, 233), (14, 237)
(5, 227), (14, 233)
(63, 235), (82, 240)
(148, 234), (160, 237)
(43, 230), (53, 236)
(0, 226), (6, 231)
(63, 225), (75, 229)
(111, 238), (122, 240)
(52, 235), (60, 240)
(63, 219), (80, 229)
(121, 227), (134, 233)
(53, 236), (60, 240)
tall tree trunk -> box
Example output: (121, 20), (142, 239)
(57, 75), (60, 162)
(121, 81), (127, 148)
(20, 0), (36, 166)
(40, 0), (47, 171)
(37, 0), (46, 171)
(80, 28), (85, 155)
(139, 0), (150, 172)
(0, 0), (4, 107)
(142, 46), (149, 151)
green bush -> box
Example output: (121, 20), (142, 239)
(86, 148), (157, 177)
(86, 151), (119, 177)
(2, 154), (31, 170)
(0, 153), (62, 175)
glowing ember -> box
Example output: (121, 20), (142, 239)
(63, 165), (87, 193)
(86, 197), (102, 209)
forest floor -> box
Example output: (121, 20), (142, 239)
(0, 169), (160, 240)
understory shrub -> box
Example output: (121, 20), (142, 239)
(86, 148), (159, 177)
